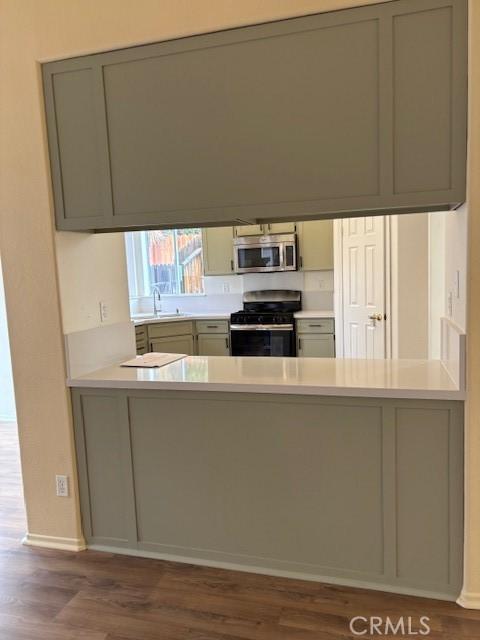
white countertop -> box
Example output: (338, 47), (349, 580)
(68, 355), (463, 400)
(133, 311), (334, 326)
(133, 313), (230, 326)
(294, 310), (335, 319)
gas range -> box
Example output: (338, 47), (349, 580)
(230, 290), (301, 357)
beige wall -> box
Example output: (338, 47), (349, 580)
(56, 232), (130, 334)
(460, 0), (480, 609)
(0, 0), (479, 606)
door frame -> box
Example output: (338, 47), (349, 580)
(333, 216), (393, 359)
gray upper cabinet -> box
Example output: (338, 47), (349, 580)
(43, 0), (467, 232)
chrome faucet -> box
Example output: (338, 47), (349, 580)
(152, 285), (162, 316)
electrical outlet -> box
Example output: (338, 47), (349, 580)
(99, 301), (108, 322)
(55, 475), (69, 497)
(222, 282), (230, 293)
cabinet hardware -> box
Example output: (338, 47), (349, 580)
(206, 325), (218, 329)
(309, 324), (324, 328)
(230, 259), (234, 272)
(299, 256), (303, 269)
(298, 338), (302, 350)
(225, 337), (229, 349)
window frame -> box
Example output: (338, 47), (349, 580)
(125, 229), (206, 299)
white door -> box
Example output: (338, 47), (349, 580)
(341, 216), (386, 358)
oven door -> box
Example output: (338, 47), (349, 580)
(230, 325), (295, 357)
(234, 242), (283, 273)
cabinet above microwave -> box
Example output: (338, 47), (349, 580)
(43, 0), (467, 233)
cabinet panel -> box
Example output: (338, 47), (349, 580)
(77, 395), (129, 542)
(299, 220), (334, 271)
(298, 334), (335, 358)
(202, 227), (234, 275)
(235, 225), (265, 237)
(265, 222), (296, 234)
(43, 65), (112, 229)
(150, 335), (195, 355)
(197, 334), (230, 356)
(393, 6), (454, 194)
(103, 16), (379, 222)
(44, 0), (467, 232)
(73, 389), (464, 598)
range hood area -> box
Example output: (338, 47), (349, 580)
(43, 0), (466, 233)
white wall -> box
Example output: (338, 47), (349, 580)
(444, 203), (468, 330)
(390, 214), (429, 359)
(427, 205), (468, 359)
(0, 261), (16, 422)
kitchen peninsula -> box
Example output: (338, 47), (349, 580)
(69, 353), (464, 601)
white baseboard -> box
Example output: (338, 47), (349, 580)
(457, 591), (480, 609)
(22, 533), (87, 552)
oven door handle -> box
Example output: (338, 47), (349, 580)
(230, 324), (294, 331)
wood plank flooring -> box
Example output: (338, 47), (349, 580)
(1, 420), (480, 639)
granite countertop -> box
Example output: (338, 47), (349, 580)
(68, 355), (463, 400)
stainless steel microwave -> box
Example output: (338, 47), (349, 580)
(233, 233), (297, 274)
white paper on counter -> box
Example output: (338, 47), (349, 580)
(121, 353), (187, 368)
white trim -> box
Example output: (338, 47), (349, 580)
(333, 220), (344, 357)
(23, 533), (87, 552)
(88, 543), (458, 603)
(457, 591), (480, 609)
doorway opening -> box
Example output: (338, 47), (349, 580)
(0, 259), (25, 548)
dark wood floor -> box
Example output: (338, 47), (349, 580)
(1, 420), (480, 639)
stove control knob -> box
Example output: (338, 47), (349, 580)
(258, 316), (264, 324)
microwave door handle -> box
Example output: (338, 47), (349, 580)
(279, 242), (285, 271)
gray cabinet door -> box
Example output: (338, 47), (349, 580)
(197, 334), (230, 356)
(43, 0), (467, 232)
(42, 60), (113, 230)
(298, 334), (335, 358)
(150, 335), (194, 355)
(234, 225), (265, 237)
(298, 220), (334, 271)
(202, 227), (234, 275)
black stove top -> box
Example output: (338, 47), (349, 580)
(230, 310), (294, 325)
(230, 289), (301, 326)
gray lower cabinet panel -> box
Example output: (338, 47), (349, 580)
(44, 0), (467, 231)
(72, 389), (463, 599)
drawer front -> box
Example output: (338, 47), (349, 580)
(196, 320), (229, 334)
(296, 318), (334, 334)
(135, 326), (147, 339)
(148, 321), (194, 339)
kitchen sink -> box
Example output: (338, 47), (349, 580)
(132, 312), (191, 320)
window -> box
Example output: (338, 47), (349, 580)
(125, 229), (204, 297)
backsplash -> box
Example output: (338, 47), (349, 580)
(130, 270), (334, 316)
